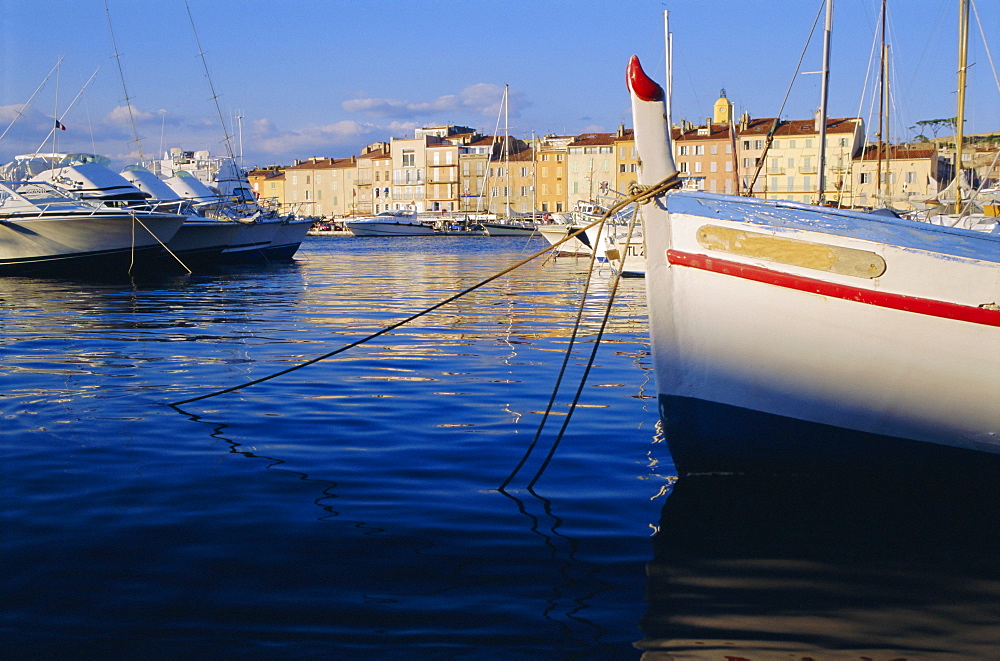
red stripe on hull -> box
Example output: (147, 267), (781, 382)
(666, 250), (1000, 327)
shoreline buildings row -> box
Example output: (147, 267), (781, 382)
(231, 91), (996, 219)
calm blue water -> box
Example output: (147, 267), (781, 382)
(1, 236), (672, 659)
(4, 235), (999, 659)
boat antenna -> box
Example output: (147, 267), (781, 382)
(817, 0), (832, 204)
(0, 56), (64, 146)
(105, 0), (145, 162)
(184, 0), (239, 176)
(32, 69), (100, 156)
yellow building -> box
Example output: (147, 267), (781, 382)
(566, 132), (615, 209)
(283, 156), (359, 218)
(613, 126), (637, 196)
(534, 134), (571, 214)
(674, 120), (739, 195)
(247, 167), (285, 211)
(850, 144), (947, 210)
(762, 114), (865, 204)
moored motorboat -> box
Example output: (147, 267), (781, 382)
(2, 154), (238, 268)
(482, 219), (538, 236)
(345, 210), (435, 236)
(0, 180), (184, 276)
(627, 53), (999, 476)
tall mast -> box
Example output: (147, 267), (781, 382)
(882, 42), (891, 200)
(531, 130), (537, 223)
(876, 0), (886, 197)
(503, 83), (510, 218)
(817, 0), (833, 203)
(954, 0), (969, 214)
(663, 11), (673, 134)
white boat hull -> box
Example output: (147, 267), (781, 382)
(537, 224), (592, 255)
(482, 222), (537, 237)
(263, 217), (312, 259)
(645, 192), (1000, 474)
(220, 219), (281, 261)
(166, 218), (241, 263)
(0, 209), (184, 275)
(585, 224), (645, 276)
(346, 220), (435, 236)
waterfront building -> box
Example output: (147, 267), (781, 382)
(533, 134), (571, 214)
(673, 119), (738, 195)
(761, 114), (865, 205)
(458, 135), (494, 213)
(354, 142), (391, 216)
(851, 144), (949, 211)
(247, 166), (286, 210)
(426, 140), (461, 213)
(736, 115), (778, 197)
(283, 156), (358, 218)
(566, 132), (615, 210)
(390, 135), (427, 213)
(613, 126), (638, 198)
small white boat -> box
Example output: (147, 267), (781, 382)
(627, 50), (1000, 476)
(537, 222), (590, 255)
(345, 210), (435, 236)
(585, 222), (645, 277)
(0, 180), (184, 276)
(482, 219), (538, 237)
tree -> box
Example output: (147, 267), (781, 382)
(915, 118), (959, 139)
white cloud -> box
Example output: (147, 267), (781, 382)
(342, 83), (530, 121)
(104, 104), (159, 125)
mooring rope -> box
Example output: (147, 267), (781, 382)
(502, 191), (647, 491)
(168, 174), (679, 409)
(127, 211), (190, 278)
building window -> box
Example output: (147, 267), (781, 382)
(678, 162), (689, 173)
(860, 172), (871, 184)
(679, 145), (689, 155)
(402, 149), (415, 167)
(694, 162), (702, 173)
(709, 162), (717, 173)
(694, 145), (705, 155)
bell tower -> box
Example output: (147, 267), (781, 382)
(713, 89), (734, 124)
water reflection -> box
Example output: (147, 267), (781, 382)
(638, 474), (1000, 659)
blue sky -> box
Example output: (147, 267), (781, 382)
(1, 0), (996, 168)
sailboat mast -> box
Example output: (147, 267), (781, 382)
(504, 83), (510, 218)
(531, 130), (537, 223)
(955, 0), (969, 214)
(882, 42), (891, 200)
(817, 0), (833, 204)
(663, 10), (673, 134)
(876, 0), (885, 196)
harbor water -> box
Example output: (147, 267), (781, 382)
(1, 236), (669, 659)
(3, 235), (998, 659)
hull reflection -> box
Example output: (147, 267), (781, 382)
(638, 474), (1000, 659)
